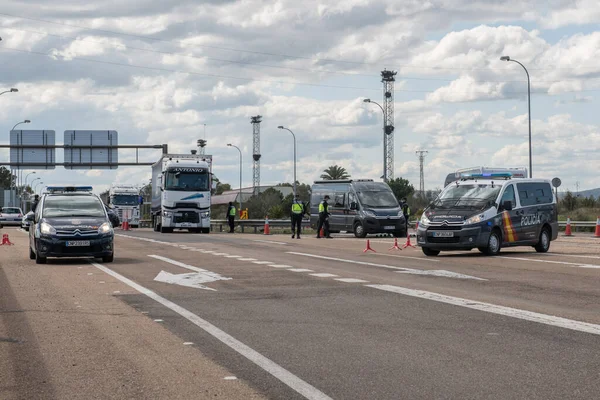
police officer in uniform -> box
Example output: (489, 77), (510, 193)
(227, 201), (236, 233)
(316, 195), (332, 239)
(400, 197), (410, 233)
(291, 194), (304, 239)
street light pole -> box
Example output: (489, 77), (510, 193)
(227, 144), (243, 213)
(277, 126), (297, 197)
(11, 120), (31, 201)
(0, 88), (18, 96)
(34, 181), (44, 194)
(363, 99), (387, 182)
(500, 56), (532, 178)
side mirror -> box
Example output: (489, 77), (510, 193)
(350, 202), (358, 210)
(26, 214), (35, 222)
(502, 200), (513, 211)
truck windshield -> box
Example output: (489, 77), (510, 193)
(431, 184), (501, 210)
(43, 195), (106, 218)
(112, 195), (138, 206)
(357, 191), (399, 208)
(165, 170), (209, 191)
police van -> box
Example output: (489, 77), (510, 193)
(417, 172), (558, 256)
(310, 179), (407, 238)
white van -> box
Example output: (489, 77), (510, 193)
(417, 173), (558, 256)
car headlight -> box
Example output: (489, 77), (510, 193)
(163, 211), (172, 217)
(40, 222), (56, 235)
(364, 210), (376, 217)
(98, 222), (113, 234)
(200, 211), (210, 218)
(420, 214), (430, 227)
(465, 214), (483, 225)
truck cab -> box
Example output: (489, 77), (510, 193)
(108, 184), (141, 227)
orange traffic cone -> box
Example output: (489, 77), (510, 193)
(389, 238), (402, 251)
(402, 233), (417, 249)
(594, 216), (600, 238)
(1, 233), (14, 246)
(564, 217), (572, 236)
(363, 239), (376, 253)
(264, 216), (270, 235)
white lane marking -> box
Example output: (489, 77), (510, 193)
(310, 273), (339, 278)
(498, 256), (600, 269)
(154, 319), (164, 322)
(252, 261), (274, 265)
(148, 255), (232, 290)
(213, 252), (229, 256)
(237, 258), (257, 261)
(90, 262), (333, 400)
(224, 376), (238, 380)
(396, 270), (487, 281)
(253, 239), (288, 245)
(367, 284), (600, 336)
(373, 252), (440, 262)
(335, 278), (369, 283)
(269, 264), (294, 268)
(538, 253), (600, 261)
(183, 342), (194, 345)
(225, 255), (242, 258)
(288, 269), (314, 272)
(288, 252), (422, 271)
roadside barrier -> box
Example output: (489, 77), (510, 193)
(595, 216), (600, 238)
(1, 234), (14, 246)
(363, 239), (376, 253)
(564, 217), (572, 236)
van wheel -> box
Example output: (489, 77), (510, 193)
(483, 229), (501, 256)
(353, 222), (367, 238)
(102, 253), (114, 263)
(29, 247), (36, 260)
(422, 247), (440, 256)
(534, 228), (551, 253)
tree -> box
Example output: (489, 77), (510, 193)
(246, 188), (284, 219)
(216, 183), (231, 195)
(320, 165), (350, 180)
(387, 177), (414, 202)
(0, 167), (15, 188)
(562, 190), (578, 211)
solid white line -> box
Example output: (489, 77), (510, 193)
(287, 252), (418, 271)
(288, 269), (314, 272)
(90, 261), (332, 400)
(497, 256), (600, 269)
(310, 273), (339, 278)
(253, 239), (288, 245)
(367, 284), (600, 336)
(335, 278), (369, 283)
(540, 253), (600, 261)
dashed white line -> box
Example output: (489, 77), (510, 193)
(253, 239), (288, 245)
(269, 264), (294, 268)
(237, 258), (257, 262)
(287, 252), (421, 271)
(335, 278), (369, 283)
(288, 268), (314, 272)
(252, 261), (274, 265)
(367, 284), (600, 336)
(90, 261), (333, 400)
(310, 273), (339, 278)
(225, 255), (242, 258)
(498, 255), (600, 269)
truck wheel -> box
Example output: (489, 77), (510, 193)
(422, 247), (440, 256)
(483, 229), (502, 256)
(534, 228), (551, 253)
(201, 228), (210, 234)
(353, 222), (367, 238)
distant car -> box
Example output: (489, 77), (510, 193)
(22, 211), (34, 231)
(0, 207), (24, 226)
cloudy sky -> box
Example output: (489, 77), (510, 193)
(1, 0), (599, 195)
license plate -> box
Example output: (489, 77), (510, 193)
(432, 231), (454, 237)
(179, 223), (192, 227)
(66, 240), (90, 247)
(383, 226), (395, 230)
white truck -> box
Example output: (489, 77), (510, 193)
(151, 153), (212, 233)
(107, 184), (141, 227)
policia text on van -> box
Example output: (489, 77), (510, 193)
(310, 179), (407, 238)
(417, 173), (558, 256)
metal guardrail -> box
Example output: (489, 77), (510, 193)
(558, 221), (597, 227)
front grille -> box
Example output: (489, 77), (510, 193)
(174, 212), (199, 223)
(428, 236), (461, 244)
(427, 225), (463, 231)
(175, 202), (198, 209)
(56, 229), (98, 237)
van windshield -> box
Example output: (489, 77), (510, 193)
(431, 184), (501, 211)
(357, 191), (399, 208)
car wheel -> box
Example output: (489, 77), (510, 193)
(29, 247), (36, 260)
(102, 253), (114, 263)
(483, 229), (502, 256)
(353, 222), (367, 238)
(534, 228), (551, 253)
(422, 247), (440, 256)
(35, 252), (47, 264)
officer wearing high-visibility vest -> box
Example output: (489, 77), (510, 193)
(291, 194), (305, 239)
(400, 197), (410, 232)
(316, 195), (332, 239)
(227, 201), (236, 233)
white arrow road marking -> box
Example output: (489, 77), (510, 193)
(91, 261), (333, 400)
(149, 255), (232, 291)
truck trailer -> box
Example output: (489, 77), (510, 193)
(151, 153), (212, 233)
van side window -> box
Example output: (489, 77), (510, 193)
(333, 193), (345, 208)
(517, 183), (553, 206)
(348, 193), (357, 209)
(500, 185), (516, 208)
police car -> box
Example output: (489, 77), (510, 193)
(417, 172), (558, 256)
(27, 185), (117, 264)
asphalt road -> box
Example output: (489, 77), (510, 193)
(1, 227), (599, 399)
